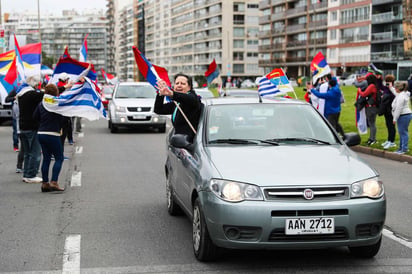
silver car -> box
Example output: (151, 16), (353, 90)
(165, 97), (386, 261)
(108, 82), (166, 133)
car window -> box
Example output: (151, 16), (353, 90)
(115, 85), (156, 99)
(103, 87), (113, 95)
(206, 104), (337, 144)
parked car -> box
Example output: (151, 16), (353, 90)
(240, 79), (257, 88)
(341, 74), (357, 86)
(100, 85), (114, 110)
(108, 82), (166, 133)
(194, 88), (215, 99)
(223, 89), (259, 98)
(164, 97), (385, 261)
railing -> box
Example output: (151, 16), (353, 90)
(340, 54), (370, 63)
(372, 11), (402, 23)
(286, 23), (306, 33)
(372, 31), (392, 41)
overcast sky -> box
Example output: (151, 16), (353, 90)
(2, 0), (107, 14)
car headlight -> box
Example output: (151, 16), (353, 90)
(209, 179), (263, 202)
(351, 177), (384, 198)
(115, 105), (126, 112)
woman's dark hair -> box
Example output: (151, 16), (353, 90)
(44, 83), (59, 96)
(174, 73), (192, 89)
(366, 74), (378, 87)
(384, 74), (395, 83)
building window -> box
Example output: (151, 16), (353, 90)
(330, 29), (337, 40)
(233, 52), (244, 61)
(234, 14), (245, 25)
(233, 27), (245, 37)
(234, 39), (244, 48)
(233, 64), (244, 73)
(331, 11), (337, 22)
(233, 3), (245, 12)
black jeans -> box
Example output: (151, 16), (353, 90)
(327, 112), (345, 137)
(383, 111), (396, 142)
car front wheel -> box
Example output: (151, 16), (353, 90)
(166, 176), (182, 216)
(192, 198), (218, 261)
(349, 236), (382, 258)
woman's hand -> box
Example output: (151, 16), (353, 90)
(156, 79), (173, 97)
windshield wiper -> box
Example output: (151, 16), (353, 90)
(209, 138), (279, 146)
(209, 138), (260, 145)
(266, 137), (331, 145)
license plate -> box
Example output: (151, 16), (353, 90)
(133, 115), (146, 119)
(285, 217), (334, 235)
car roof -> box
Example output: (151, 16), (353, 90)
(201, 96), (307, 106)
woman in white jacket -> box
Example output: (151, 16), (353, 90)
(390, 81), (412, 154)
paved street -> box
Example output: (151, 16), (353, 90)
(0, 119), (411, 273)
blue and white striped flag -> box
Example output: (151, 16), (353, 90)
(257, 76), (285, 98)
(42, 78), (107, 121)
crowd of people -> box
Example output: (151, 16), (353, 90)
(305, 66), (411, 155)
(5, 66), (91, 192)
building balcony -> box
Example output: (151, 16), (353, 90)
(271, 12), (286, 21)
(285, 23), (306, 33)
(371, 51), (404, 61)
(287, 40), (307, 48)
(372, 11), (402, 24)
(258, 59), (273, 66)
(286, 56), (307, 63)
(258, 44), (272, 51)
(372, 0), (401, 5)
(259, 14), (271, 24)
(340, 34), (369, 44)
(259, 0), (270, 9)
(340, 54), (370, 63)
(286, 6), (306, 17)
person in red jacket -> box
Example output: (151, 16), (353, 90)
(358, 74), (379, 145)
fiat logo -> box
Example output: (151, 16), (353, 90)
(303, 189), (314, 200)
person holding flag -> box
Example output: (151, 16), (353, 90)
(154, 73), (202, 142)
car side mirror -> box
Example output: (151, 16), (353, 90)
(170, 134), (192, 149)
(343, 132), (361, 147)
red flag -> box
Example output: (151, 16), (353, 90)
(4, 56), (18, 86)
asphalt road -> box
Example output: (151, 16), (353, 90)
(0, 119), (411, 273)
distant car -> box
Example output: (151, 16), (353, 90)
(165, 97), (385, 261)
(341, 74), (357, 86)
(108, 82), (166, 133)
(224, 89), (259, 98)
(240, 79), (256, 88)
(194, 88), (215, 99)
(100, 85), (114, 110)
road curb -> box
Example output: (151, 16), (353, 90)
(351, 145), (412, 164)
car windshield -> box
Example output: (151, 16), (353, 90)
(115, 85), (156, 99)
(206, 104), (338, 145)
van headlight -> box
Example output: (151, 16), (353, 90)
(351, 177), (384, 198)
(115, 105), (126, 113)
(209, 179), (263, 202)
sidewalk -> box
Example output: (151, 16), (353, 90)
(351, 145), (412, 164)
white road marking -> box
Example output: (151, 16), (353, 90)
(62, 234), (81, 274)
(70, 171), (82, 187)
(75, 146), (83, 154)
(383, 228), (412, 249)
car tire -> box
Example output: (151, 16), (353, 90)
(110, 123), (118, 133)
(192, 198), (218, 261)
(349, 236), (382, 258)
(166, 176), (183, 216)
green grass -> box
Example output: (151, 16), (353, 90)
(210, 86), (411, 155)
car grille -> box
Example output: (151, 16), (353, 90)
(271, 209), (348, 217)
(127, 107), (151, 112)
(127, 116), (151, 121)
(268, 227), (348, 241)
(264, 186), (349, 201)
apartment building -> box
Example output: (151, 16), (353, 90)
(259, 0), (411, 79)
(4, 10), (108, 74)
(140, 0), (263, 84)
(116, 4), (136, 81)
(106, 0), (116, 74)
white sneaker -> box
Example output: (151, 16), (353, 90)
(383, 142), (396, 150)
(23, 177), (43, 183)
(381, 140), (389, 147)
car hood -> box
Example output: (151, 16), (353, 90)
(113, 98), (154, 108)
(206, 145), (377, 186)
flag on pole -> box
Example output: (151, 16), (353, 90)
(42, 77), (107, 121)
(310, 51), (331, 84)
(0, 50), (16, 74)
(132, 46), (171, 88)
(101, 68), (118, 85)
(13, 34), (25, 83)
(205, 59), (219, 85)
(50, 55), (96, 84)
(21, 42), (41, 77)
(257, 68), (293, 98)
(79, 34), (88, 62)
(0, 56), (18, 104)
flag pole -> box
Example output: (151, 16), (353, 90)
(150, 67), (197, 135)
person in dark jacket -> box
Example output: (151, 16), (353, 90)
(16, 75), (44, 183)
(33, 84), (65, 192)
(380, 74), (396, 149)
(154, 73), (202, 142)
(5, 88), (19, 151)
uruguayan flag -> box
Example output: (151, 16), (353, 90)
(42, 78), (107, 121)
(257, 76), (284, 98)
